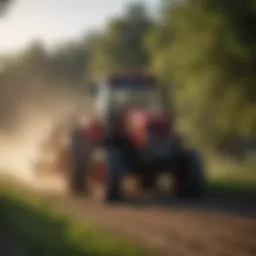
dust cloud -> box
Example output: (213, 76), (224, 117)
(0, 83), (88, 184)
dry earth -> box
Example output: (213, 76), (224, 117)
(2, 176), (256, 256)
(34, 176), (256, 256)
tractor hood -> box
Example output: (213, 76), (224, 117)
(125, 108), (172, 147)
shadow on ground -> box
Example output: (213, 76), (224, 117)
(114, 187), (256, 218)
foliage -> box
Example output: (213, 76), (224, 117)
(147, 0), (256, 152)
(0, 40), (89, 132)
(0, 0), (12, 16)
(89, 2), (153, 76)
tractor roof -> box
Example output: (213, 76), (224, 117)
(94, 71), (157, 87)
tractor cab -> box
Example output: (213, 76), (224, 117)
(87, 73), (174, 149)
(89, 73), (166, 121)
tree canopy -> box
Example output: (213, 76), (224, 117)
(147, 0), (256, 151)
(0, 0), (255, 155)
(89, 2), (153, 76)
(0, 0), (12, 16)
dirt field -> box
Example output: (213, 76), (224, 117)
(39, 189), (256, 256)
(2, 175), (256, 256)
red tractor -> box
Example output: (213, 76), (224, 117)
(66, 72), (206, 202)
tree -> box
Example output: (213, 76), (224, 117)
(0, 0), (12, 17)
(0, 38), (91, 134)
(90, 2), (153, 76)
(48, 40), (90, 86)
(147, 0), (256, 153)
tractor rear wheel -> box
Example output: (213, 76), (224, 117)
(173, 149), (205, 199)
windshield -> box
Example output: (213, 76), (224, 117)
(110, 85), (163, 111)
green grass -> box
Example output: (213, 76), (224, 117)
(0, 178), (155, 256)
(209, 179), (256, 193)
(207, 159), (256, 192)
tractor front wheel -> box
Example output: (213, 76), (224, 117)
(88, 147), (125, 202)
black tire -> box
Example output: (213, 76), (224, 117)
(188, 149), (206, 198)
(173, 149), (206, 199)
(87, 146), (125, 203)
(104, 146), (126, 202)
(67, 127), (89, 196)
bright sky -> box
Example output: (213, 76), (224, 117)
(0, 0), (158, 53)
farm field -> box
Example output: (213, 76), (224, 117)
(1, 167), (256, 256)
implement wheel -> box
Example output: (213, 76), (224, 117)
(67, 127), (89, 196)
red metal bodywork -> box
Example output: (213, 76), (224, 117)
(84, 108), (173, 149)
